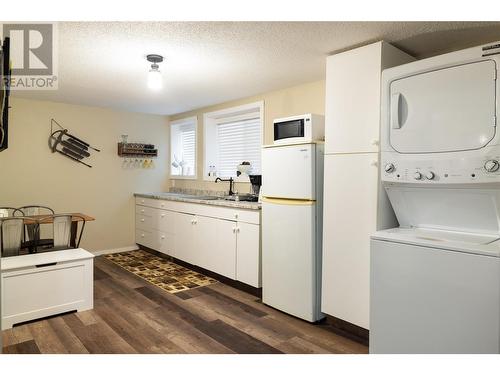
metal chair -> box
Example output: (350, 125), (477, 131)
(0, 217), (25, 257)
(18, 205), (55, 251)
(37, 214), (87, 251)
(0, 207), (23, 218)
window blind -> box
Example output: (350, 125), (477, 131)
(216, 116), (261, 178)
(171, 119), (196, 176)
(180, 127), (195, 172)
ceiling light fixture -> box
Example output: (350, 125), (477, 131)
(146, 54), (164, 91)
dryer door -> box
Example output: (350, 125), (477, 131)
(389, 60), (497, 153)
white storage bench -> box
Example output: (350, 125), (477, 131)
(1, 248), (94, 329)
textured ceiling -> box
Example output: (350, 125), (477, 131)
(12, 21), (500, 115)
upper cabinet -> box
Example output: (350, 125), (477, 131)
(324, 41), (415, 154)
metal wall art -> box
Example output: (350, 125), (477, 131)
(48, 119), (101, 168)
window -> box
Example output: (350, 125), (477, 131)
(170, 116), (197, 178)
(204, 102), (263, 180)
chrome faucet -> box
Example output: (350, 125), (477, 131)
(215, 177), (235, 196)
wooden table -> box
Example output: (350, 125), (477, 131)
(20, 213), (95, 225)
(9, 213), (95, 249)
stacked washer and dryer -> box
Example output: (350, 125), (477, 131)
(371, 42), (500, 353)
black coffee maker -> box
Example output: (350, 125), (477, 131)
(248, 175), (262, 202)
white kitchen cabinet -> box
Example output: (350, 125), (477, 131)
(135, 198), (261, 288)
(236, 222), (261, 287)
(322, 154), (379, 328)
(157, 209), (175, 233)
(135, 228), (155, 249)
(325, 41), (414, 154)
(321, 41), (414, 329)
(197, 216), (236, 279)
(174, 212), (196, 264)
(136, 205), (176, 256)
(155, 230), (175, 257)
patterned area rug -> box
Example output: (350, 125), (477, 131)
(105, 250), (218, 294)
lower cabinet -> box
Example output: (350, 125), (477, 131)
(236, 222), (260, 287)
(196, 216), (236, 279)
(136, 206), (176, 256)
(136, 200), (261, 288)
(174, 212), (196, 263)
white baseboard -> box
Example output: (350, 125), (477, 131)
(91, 246), (138, 257)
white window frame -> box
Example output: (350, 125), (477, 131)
(169, 116), (198, 180)
(203, 101), (264, 182)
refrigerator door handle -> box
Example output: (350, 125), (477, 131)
(262, 197), (316, 205)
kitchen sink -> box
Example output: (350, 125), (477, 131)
(223, 195), (258, 202)
(155, 193), (256, 202)
(193, 196), (221, 200)
(181, 195), (221, 200)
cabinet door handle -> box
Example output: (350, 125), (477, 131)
(141, 199), (145, 204)
(140, 209), (145, 213)
(140, 218), (145, 222)
(161, 214), (165, 218)
(232, 227), (236, 233)
(36, 262), (57, 268)
(234, 214), (239, 219)
(236, 227), (240, 233)
(141, 233), (145, 238)
(161, 235), (165, 239)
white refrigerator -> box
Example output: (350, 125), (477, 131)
(261, 142), (324, 322)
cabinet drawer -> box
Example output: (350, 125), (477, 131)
(136, 228), (154, 248)
(136, 207), (175, 233)
(136, 214), (155, 230)
(155, 230), (175, 256)
(136, 196), (158, 208)
(136, 205), (155, 217)
(156, 210), (175, 234)
(136, 197), (171, 210)
(233, 209), (260, 225)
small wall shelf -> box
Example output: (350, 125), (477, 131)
(118, 142), (158, 158)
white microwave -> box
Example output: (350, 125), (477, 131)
(273, 113), (324, 145)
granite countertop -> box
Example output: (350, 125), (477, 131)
(134, 192), (261, 210)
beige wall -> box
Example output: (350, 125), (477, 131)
(0, 80), (324, 252)
(0, 98), (169, 253)
(169, 79), (326, 192)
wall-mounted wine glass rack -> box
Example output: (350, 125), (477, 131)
(117, 142), (158, 158)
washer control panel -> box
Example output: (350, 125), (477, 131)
(381, 152), (500, 184)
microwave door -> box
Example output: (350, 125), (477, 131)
(274, 119), (304, 142)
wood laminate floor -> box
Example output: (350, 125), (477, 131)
(2, 256), (368, 354)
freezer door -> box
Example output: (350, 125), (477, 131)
(261, 143), (316, 200)
(389, 60), (497, 153)
(262, 198), (322, 322)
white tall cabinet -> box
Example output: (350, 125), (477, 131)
(321, 41), (415, 329)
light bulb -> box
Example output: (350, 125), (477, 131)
(148, 68), (162, 91)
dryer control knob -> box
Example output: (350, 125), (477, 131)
(414, 172), (423, 180)
(484, 160), (500, 172)
(384, 163), (395, 173)
(426, 171), (435, 180)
